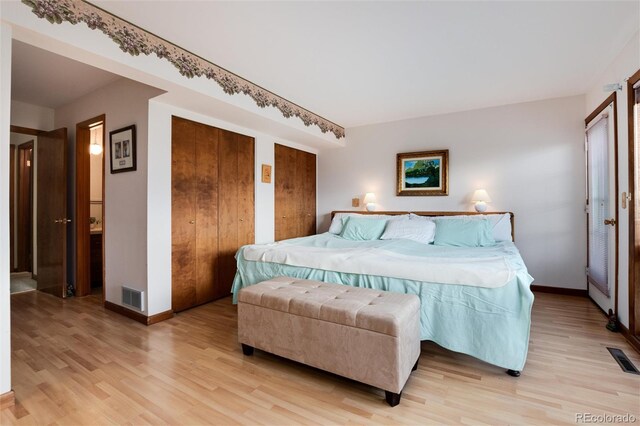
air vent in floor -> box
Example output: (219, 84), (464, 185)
(607, 347), (640, 375)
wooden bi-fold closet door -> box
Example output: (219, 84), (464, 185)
(171, 116), (254, 312)
(274, 144), (316, 241)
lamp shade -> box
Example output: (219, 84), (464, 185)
(472, 189), (491, 203)
(363, 192), (376, 204)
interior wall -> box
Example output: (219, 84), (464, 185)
(54, 78), (164, 310)
(146, 99), (317, 315)
(10, 100), (53, 130)
(1, 22), (13, 396)
(318, 95), (586, 290)
(585, 31), (640, 328)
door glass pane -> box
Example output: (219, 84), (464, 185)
(587, 116), (610, 296)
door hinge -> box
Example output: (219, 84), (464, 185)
(585, 267), (589, 276)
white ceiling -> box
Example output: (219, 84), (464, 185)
(36, 1), (640, 127)
(11, 40), (121, 108)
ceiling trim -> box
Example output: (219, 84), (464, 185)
(21, 0), (345, 139)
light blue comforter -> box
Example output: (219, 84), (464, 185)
(231, 233), (534, 371)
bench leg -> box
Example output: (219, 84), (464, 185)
(506, 369), (520, 377)
(385, 391), (402, 407)
(412, 359), (418, 372)
(241, 344), (254, 356)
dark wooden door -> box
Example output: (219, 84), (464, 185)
(300, 150), (317, 236)
(218, 129), (239, 297)
(171, 116), (198, 312)
(275, 144), (316, 241)
(237, 134), (255, 248)
(274, 144), (296, 241)
(37, 128), (68, 297)
(194, 123), (219, 305)
(9, 145), (15, 272)
(172, 117), (255, 309)
(17, 142), (34, 272)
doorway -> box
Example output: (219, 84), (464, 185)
(585, 93), (619, 316)
(9, 131), (35, 294)
(8, 126), (69, 296)
(628, 69), (640, 342)
(75, 115), (106, 298)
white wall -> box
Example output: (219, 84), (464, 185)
(54, 78), (164, 311)
(10, 100), (53, 131)
(0, 22), (13, 396)
(585, 31), (640, 328)
(146, 98), (317, 315)
(319, 95), (586, 289)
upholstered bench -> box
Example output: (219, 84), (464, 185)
(237, 277), (421, 406)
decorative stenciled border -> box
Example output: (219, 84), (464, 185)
(22, 0), (345, 139)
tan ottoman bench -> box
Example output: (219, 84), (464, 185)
(237, 277), (421, 406)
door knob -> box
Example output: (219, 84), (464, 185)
(604, 218), (616, 226)
(239, 219), (244, 222)
(189, 220), (195, 224)
(64, 219), (71, 224)
(54, 219), (61, 224)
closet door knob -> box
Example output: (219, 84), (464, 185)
(189, 220), (195, 224)
(239, 219), (244, 222)
(282, 216), (286, 218)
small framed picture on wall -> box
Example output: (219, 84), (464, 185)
(110, 125), (136, 174)
(396, 149), (449, 196)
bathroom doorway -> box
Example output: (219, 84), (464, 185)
(75, 115), (106, 298)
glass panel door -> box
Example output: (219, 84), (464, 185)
(586, 105), (616, 313)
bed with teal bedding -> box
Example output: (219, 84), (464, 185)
(231, 232), (534, 372)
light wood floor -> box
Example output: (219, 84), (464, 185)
(1, 291), (639, 425)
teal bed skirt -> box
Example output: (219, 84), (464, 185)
(231, 234), (534, 371)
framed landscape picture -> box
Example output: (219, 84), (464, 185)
(396, 149), (449, 196)
(110, 125), (136, 174)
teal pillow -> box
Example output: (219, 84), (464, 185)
(340, 216), (388, 241)
(433, 218), (495, 247)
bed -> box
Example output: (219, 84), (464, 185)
(231, 211), (534, 373)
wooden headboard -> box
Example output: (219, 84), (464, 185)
(330, 211), (516, 241)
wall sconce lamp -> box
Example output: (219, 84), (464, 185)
(472, 189), (491, 212)
(363, 192), (377, 212)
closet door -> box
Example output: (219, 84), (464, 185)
(194, 124), (219, 305)
(275, 144), (317, 240)
(300, 150), (317, 236)
(218, 129), (239, 296)
(171, 117), (197, 312)
(237, 134), (255, 248)
(275, 144), (296, 241)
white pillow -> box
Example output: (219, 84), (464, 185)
(433, 213), (512, 241)
(329, 213), (408, 234)
(380, 216), (436, 244)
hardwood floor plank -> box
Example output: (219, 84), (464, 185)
(1, 291), (639, 425)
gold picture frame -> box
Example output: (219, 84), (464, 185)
(396, 150), (449, 196)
